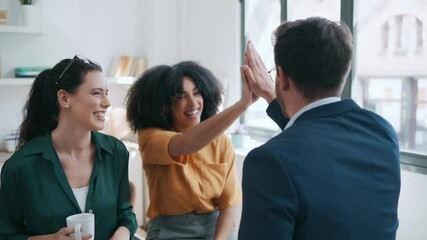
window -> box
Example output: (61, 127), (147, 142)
(352, 0), (427, 154)
(241, 0), (427, 165)
(287, 0), (341, 21)
(380, 14), (424, 55)
(243, 0), (282, 138)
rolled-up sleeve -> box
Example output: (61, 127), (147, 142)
(139, 129), (187, 165)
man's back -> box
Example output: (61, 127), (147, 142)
(239, 99), (400, 240)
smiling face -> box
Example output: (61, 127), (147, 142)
(171, 77), (204, 132)
(66, 71), (111, 131)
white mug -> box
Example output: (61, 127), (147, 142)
(66, 213), (95, 240)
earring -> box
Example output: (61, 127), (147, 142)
(65, 104), (69, 108)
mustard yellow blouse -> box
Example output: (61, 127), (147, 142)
(138, 128), (242, 219)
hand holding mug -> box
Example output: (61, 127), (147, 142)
(66, 213), (95, 240)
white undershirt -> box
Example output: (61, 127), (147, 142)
(284, 97), (341, 130)
(72, 186), (89, 213)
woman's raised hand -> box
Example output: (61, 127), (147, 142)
(244, 41), (276, 104)
(240, 64), (259, 109)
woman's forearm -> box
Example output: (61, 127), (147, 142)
(110, 226), (130, 240)
(168, 66), (257, 157)
(168, 100), (249, 157)
(214, 206), (238, 240)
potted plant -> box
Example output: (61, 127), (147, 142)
(19, 0), (38, 26)
(19, 0), (37, 4)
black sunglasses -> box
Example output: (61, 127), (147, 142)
(55, 55), (97, 88)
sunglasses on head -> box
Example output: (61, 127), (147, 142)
(55, 55), (97, 88)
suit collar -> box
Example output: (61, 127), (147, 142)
(297, 98), (360, 122)
(285, 97), (341, 130)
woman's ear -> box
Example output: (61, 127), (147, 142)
(57, 90), (70, 109)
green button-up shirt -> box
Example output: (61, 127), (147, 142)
(0, 131), (137, 239)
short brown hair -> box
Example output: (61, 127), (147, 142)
(273, 17), (353, 99)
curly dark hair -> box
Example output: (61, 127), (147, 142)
(126, 61), (223, 132)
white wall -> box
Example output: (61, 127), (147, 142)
(0, 0), (146, 77)
(142, 0), (242, 107)
(0, 0), (241, 149)
(396, 169), (427, 240)
(0, 0), (142, 148)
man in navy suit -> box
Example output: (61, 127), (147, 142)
(238, 17), (400, 240)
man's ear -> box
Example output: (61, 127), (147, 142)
(57, 90), (70, 108)
(276, 66), (290, 92)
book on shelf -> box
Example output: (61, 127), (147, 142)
(129, 58), (147, 77)
(109, 56), (147, 78)
(15, 67), (49, 78)
(109, 56), (132, 77)
(0, 10), (7, 25)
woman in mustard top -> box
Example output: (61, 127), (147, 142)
(0, 56), (137, 239)
(126, 61), (257, 240)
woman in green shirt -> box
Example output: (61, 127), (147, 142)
(0, 55), (137, 239)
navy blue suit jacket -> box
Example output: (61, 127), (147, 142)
(239, 99), (400, 240)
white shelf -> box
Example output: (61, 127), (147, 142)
(0, 78), (34, 85)
(0, 25), (43, 34)
(0, 77), (136, 86)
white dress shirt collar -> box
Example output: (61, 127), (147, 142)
(284, 97), (341, 130)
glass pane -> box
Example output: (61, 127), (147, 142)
(352, 0), (427, 154)
(416, 78), (427, 151)
(359, 78), (403, 132)
(244, 0), (281, 133)
(287, 0), (341, 21)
